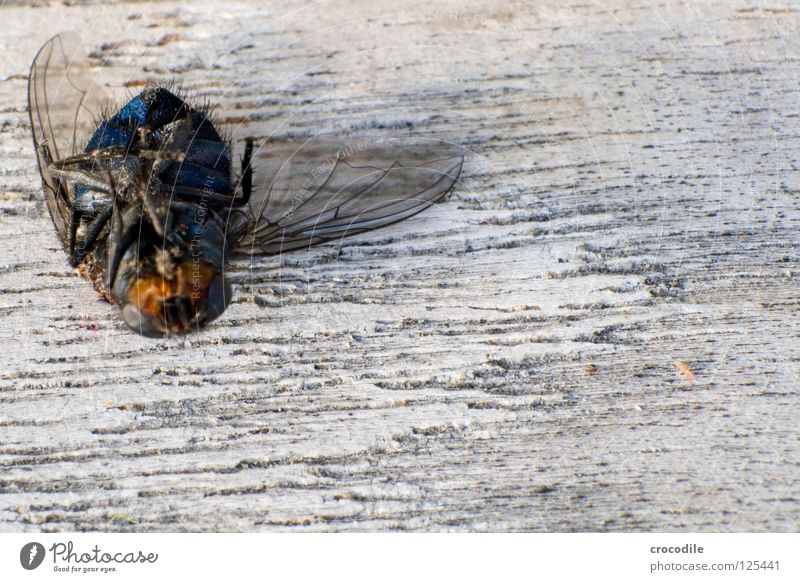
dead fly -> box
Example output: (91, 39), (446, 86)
(28, 34), (463, 337)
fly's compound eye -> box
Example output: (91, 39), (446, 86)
(121, 303), (169, 338)
(204, 275), (232, 324)
(122, 262), (232, 337)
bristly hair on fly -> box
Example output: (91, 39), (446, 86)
(93, 79), (232, 150)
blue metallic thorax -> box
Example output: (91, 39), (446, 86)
(85, 87), (232, 198)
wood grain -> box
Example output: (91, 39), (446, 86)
(0, 0), (797, 532)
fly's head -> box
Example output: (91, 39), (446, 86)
(110, 201), (232, 337)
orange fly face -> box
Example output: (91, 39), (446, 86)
(120, 260), (231, 337)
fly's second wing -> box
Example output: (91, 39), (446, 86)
(28, 33), (106, 250)
(233, 138), (463, 256)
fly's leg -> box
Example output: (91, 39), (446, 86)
(138, 154), (169, 239)
(69, 165), (121, 268)
(165, 184), (253, 206)
(50, 147), (128, 168)
(50, 147), (185, 172)
(104, 170), (123, 288)
(69, 205), (113, 267)
(143, 193), (168, 238)
(135, 124), (172, 239)
(105, 209), (141, 290)
(55, 144), (186, 164)
(238, 137), (254, 206)
(48, 163), (112, 194)
(67, 207), (81, 260)
(49, 147), (127, 194)
(216, 138), (255, 235)
(229, 137), (254, 207)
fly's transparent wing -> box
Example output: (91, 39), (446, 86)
(28, 33), (106, 249)
(233, 138), (463, 255)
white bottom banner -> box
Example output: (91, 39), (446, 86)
(1, 533), (796, 581)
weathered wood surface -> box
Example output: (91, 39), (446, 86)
(0, 0), (798, 532)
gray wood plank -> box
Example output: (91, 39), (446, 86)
(0, 0), (797, 532)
